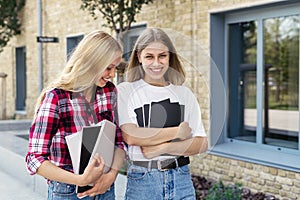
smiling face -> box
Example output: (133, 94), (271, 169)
(138, 42), (170, 85)
(97, 51), (122, 87)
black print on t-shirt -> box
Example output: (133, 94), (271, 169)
(134, 98), (185, 128)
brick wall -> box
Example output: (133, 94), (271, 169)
(191, 154), (300, 199)
(0, 0), (299, 199)
(135, 0), (300, 199)
(0, 0), (111, 119)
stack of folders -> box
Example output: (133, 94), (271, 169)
(134, 98), (185, 128)
(134, 98), (185, 153)
(66, 119), (116, 194)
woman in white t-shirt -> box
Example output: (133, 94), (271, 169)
(117, 28), (208, 200)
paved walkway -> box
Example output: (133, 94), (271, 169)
(245, 109), (298, 132)
(0, 169), (45, 200)
(0, 120), (126, 199)
(0, 166), (126, 200)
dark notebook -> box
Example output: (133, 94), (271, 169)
(77, 125), (101, 193)
(134, 98), (185, 128)
(150, 99), (184, 128)
(134, 99), (185, 156)
(75, 120), (116, 194)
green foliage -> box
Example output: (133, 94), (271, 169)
(205, 180), (242, 200)
(80, 0), (153, 33)
(0, 0), (26, 53)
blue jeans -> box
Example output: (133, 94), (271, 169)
(125, 164), (196, 200)
(47, 181), (115, 200)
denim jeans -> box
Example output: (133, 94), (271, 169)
(125, 164), (196, 200)
(47, 180), (115, 200)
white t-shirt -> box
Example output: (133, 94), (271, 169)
(117, 79), (206, 161)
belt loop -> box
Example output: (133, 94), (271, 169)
(157, 160), (162, 171)
(128, 159), (133, 166)
(175, 157), (179, 168)
(147, 160), (152, 171)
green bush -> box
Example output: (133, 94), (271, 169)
(205, 180), (242, 200)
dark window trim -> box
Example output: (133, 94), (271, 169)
(120, 24), (147, 61)
(66, 34), (84, 60)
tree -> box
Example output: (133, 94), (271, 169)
(80, 0), (153, 43)
(0, 0), (26, 53)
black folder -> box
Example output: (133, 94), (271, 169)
(77, 126), (100, 193)
(134, 98), (184, 128)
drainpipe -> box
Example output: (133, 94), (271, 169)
(0, 72), (7, 119)
(37, 0), (43, 93)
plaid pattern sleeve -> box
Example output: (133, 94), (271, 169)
(25, 90), (60, 175)
(25, 88), (83, 175)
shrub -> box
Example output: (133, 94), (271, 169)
(192, 175), (280, 200)
(205, 180), (242, 200)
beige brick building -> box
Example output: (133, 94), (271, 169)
(0, 0), (299, 199)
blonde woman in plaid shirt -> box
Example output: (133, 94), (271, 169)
(26, 30), (125, 200)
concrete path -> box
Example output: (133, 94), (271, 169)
(0, 120), (127, 199)
(0, 169), (45, 200)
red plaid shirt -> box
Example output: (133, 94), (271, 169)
(26, 81), (124, 175)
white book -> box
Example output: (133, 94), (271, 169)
(65, 130), (82, 175)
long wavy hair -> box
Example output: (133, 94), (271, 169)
(35, 30), (122, 111)
(126, 28), (185, 85)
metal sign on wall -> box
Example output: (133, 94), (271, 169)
(37, 36), (59, 43)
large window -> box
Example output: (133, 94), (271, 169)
(228, 16), (299, 149)
(263, 16), (299, 149)
(228, 21), (258, 143)
(210, 1), (300, 172)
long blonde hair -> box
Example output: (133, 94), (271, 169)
(126, 28), (185, 85)
(35, 30), (122, 111)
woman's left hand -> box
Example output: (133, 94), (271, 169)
(77, 170), (117, 198)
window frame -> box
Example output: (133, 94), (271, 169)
(66, 34), (84, 60)
(122, 24), (147, 61)
(210, 1), (300, 172)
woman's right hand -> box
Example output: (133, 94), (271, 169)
(78, 154), (105, 186)
(177, 122), (192, 140)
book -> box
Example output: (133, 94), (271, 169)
(134, 98), (185, 128)
(65, 120), (116, 194)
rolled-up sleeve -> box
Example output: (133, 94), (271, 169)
(25, 91), (59, 175)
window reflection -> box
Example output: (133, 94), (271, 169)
(263, 16), (299, 149)
(228, 16), (299, 150)
(228, 21), (257, 142)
